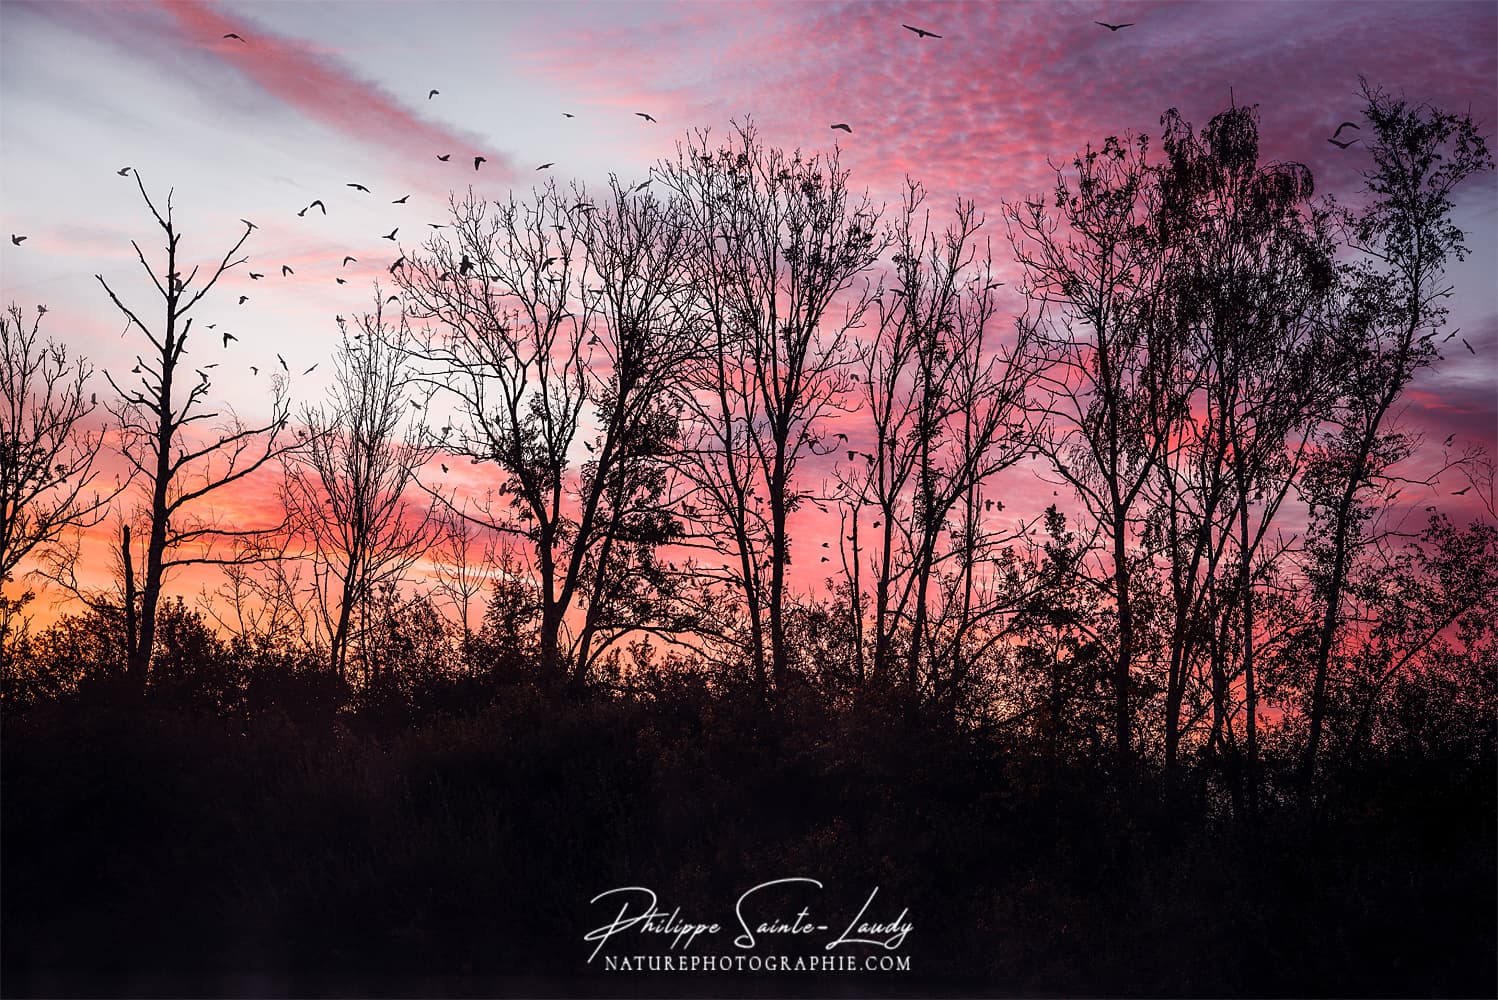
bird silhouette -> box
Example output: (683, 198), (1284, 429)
(223, 331), (237, 347)
(383, 228), (399, 241)
(342, 256), (357, 266)
(392, 194), (409, 204)
(250, 366), (259, 375)
(336, 278), (347, 284)
(241, 219), (257, 230)
(563, 112), (576, 118)
(1332, 121), (1360, 138)
(277, 354), (288, 371)
(1444, 433), (1457, 446)
(437, 153), (451, 161)
(441, 463), (449, 473)
(10, 235), (26, 245)
(830, 123), (852, 132)
(635, 180), (652, 192)
(302, 363), (318, 375)
(223, 32), (245, 41)
(474, 156), (487, 170)
(347, 183), (370, 193)
(390, 256), (406, 273)
(537, 162), (554, 170)
(902, 23), (941, 38)
(1327, 137), (1359, 149)
(308, 199), (327, 215)
(117, 166), (132, 176)
(1453, 486), (1472, 496)
(238, 295), (249, 304)
(428, 89), (440, 99)
(1462, 338), (1475, 355)
(249, 272), (264, 279)
(1095, 20), (1134, 30)
(459, 255), (474, 275)
(635, 112), (657, 123)
(281, 265), (294, 277)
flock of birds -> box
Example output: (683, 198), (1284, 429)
(2, 15), (1486, 488)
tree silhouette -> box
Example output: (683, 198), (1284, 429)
(396, 176), (697, 687)
(1300, 81), (1494, 787)
(1006, 132), (1176, 766)
(848, 182), (1035, 711)
(657, 122), (886, 699)
(280, 302), (439, 682)
(1156, 104), (1338, 809)
(0, 303), (113, 649)
(95, 176), (293, 695)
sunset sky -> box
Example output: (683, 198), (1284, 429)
(2, 0), (1495, 608)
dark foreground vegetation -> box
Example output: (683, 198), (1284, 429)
(3, 657), (1494, 998)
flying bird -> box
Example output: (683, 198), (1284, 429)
(277, 354), (288, 371)
(223, 331), (237, 347)
(458, 255), (474, 275)
(10, 235), (25, 245)
(830, 123), (852, 132)
(223, 32), (245, 41)
(281, 265), (294, 276)
(1094, 21), (1134, 30)
(390, 256), (406, 273)
(563, 112), (576, 118)
(1462, 337), (1475, 355)
(437, 153), (451, 161)
(537, 162), (554, 170)
(117, 166), (132, 176)
(441, 463), (449, 474)
(1327, 137), (1359, 149)
(347, 183), (370, 193)
(249, 272), (264, 279)
(238, 295), (249, 304)
(428, 89), (440, 99)
(392, 194), (409, 204)
(307, 199), (327, 215)
(342, 256), (357, 266)
(1332, 121), (1360, 138)
(250, 366), (258, 375)
(1443, 433), (1457, 446)
(336, 278), (347, 285)
(302, 363), (318, 375)
(241, 219), (257, 230)
(902, 23), (941, 38)
(635, 112), (657, 123)
(1453, 486), (1472, 496)
(383, 227), (399, 241)
(473, 156), (487, 170)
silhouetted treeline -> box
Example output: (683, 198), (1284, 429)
(2, 82), (1496, 996)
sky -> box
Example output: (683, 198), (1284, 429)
(2, 0), (1496, 612)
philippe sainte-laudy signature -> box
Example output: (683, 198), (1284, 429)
(584, 878), (913, 963)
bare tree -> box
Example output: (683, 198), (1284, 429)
(281, 303), (439, 682)
(845, 182), (1035, 711)
(1, 304), (113, 606)
(657, 122), (887, 699)
(1006, 132), (1177, 766)
(96, 175), (293, 694)
(1300, 82), (1494, 787)
(396, 174), (698, 688)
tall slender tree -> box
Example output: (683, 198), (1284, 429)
(96, 176), (292, 694)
